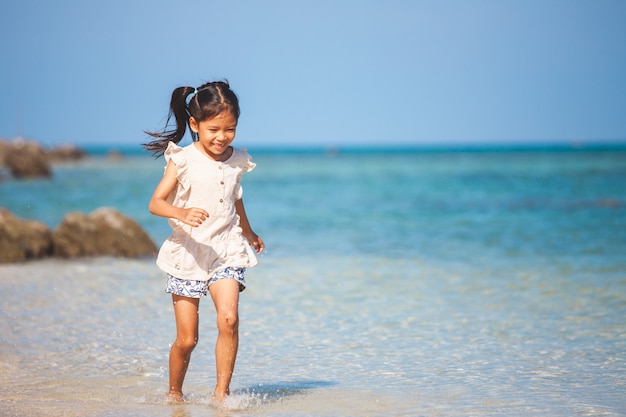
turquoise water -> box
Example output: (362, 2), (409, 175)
(1, 145), (625, 416)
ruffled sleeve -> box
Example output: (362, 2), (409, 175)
(233, 148), (256, 200)
(163, 142), (191, 204)
(237, 148), (256, 172)
(164, 142), (190, 188)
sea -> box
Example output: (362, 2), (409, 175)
(1, 142), (625, 417)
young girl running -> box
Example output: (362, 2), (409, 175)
(144, 81), (264, 404)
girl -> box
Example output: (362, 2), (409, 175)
(144, 81), (264, 404)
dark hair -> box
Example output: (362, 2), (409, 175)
(143, 80), (240, 157)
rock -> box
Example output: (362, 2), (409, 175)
(47, 144), (86, 162)
(50, 212), (100, 258)
(0, 139), (86, 180)
(52, 208), (157, 258)
(0, 139), (10, 166)
(3, 138), (52, 179)
(0, 208), (52, 263)
(107, 150), (123, 161)
(0, 139), (10, 181)
(0, 208), (157, 262)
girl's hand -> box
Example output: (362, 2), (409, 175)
(234, 199), (264, 254)
(246, 233), (265, 254)
(179, 207), (209, 227)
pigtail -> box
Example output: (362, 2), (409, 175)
(143, 86), (196, 157)
(143, 80), (241, 157)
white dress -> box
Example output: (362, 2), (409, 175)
(155, 142), (258, 281)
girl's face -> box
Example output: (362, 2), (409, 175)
(189, 111), (237, 161)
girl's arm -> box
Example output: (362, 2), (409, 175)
(148, 160), (208, 227)
(235, 198), (264, 254)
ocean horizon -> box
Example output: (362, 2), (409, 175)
(80, 139), (626, 157)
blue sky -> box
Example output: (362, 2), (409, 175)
(1, 0), (625, 149)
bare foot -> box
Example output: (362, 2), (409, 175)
(165, 390), (185, 403)
(210, 389), (230, 408)
(212, 391), (229, 401)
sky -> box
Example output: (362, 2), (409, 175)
(1, 0), (625, 149)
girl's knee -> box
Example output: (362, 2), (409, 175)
(174, 335), (198, 353)
(217, 310), (239, 333)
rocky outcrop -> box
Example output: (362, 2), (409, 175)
(1, 139), (52, 179)
(0, 140), (10, 166)
(0, 138), (87, 180)
(51, 208), (157, 258)
(47, 144), (87, 162)
(0, 208), (157, 263)
(0, 208), (53, 263)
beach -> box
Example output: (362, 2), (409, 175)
(1, 145), (625, 416)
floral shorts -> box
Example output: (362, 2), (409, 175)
(165, 267), (246, 298)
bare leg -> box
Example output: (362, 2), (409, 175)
(208, 278), (240, 401)
(167, 294), (200, 402)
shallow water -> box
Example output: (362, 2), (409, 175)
(1, 253), (624, 416)
(1, 146), (625, 416)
